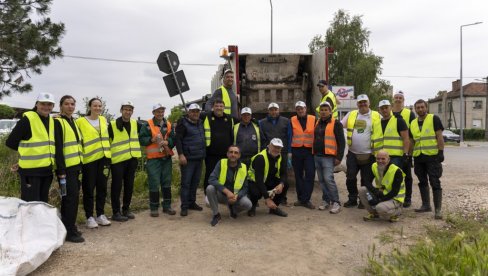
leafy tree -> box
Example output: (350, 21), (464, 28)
(76, 96), (115, 121)
(0, 0), (65, 98)
(309, 9), (387, 102)
(168, 105), (183, 123)
(0, 103), (15, 118)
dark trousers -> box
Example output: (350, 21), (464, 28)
(291, 147), (315, 203)
(111, 158), (138, 214)
(204, 154), (225, 194)
(20, 174), (53, 203)
(180, 159), (203, 209)
(280, 152), (289, 203)
(248, 181), (284, 207)
(61, 169), (81, 233)
(82, 158), (108, 218)
(402, 161), (413, 202)
(345, 152), (374, 202)
(414, 159), (442, 192)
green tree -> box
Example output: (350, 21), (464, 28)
(168, 105), (183, 123)
(0, 104), (15, 118)
(309, 9), (387, 102)
(0, 0), (65, 98)
(76, 96), (115, 121)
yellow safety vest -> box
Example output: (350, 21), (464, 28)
(56, 117), (83, 168)
(372, 162), (406, 203)
(76, 116), (111, 164)
(248, 149), (281, 183)
(399, 108), (412, 128)
(218, 159), (247, 195)
(220, 85), (232, 115)
(371, 116), (404, 156)
(316, 91), (338, 118)
(233, 122), (261, 151)
(18, 111), (55, 169)
(110, 119), (142, 164)
(203, 114), (233, 147)
(410, 114), (438, 157)
(346, 110), (380, 146)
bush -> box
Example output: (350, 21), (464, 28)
(0, 104), (15, 119)
(0, 136), (20, 197)
(452, 128), (485, 140)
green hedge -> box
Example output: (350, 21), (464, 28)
(451, 129), (485, 140)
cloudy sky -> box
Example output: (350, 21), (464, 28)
(1, 0), (487, 119)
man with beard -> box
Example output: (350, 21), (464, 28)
(359, 150), (405, 222)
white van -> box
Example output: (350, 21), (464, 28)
(0, 119), (19, 135)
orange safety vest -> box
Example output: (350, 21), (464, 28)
(145, 119), (172, 159)
(290, 115), (315, 148)
(313, 118), (337, 156)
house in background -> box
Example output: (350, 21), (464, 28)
(429, 80), (487, 130)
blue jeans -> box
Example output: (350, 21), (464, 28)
(314, 156), (340, 203)
(180, 159), (203, 209)
(390, 156), (403, 167)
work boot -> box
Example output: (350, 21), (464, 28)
(343, 199), (358, 208)
(247, 205), (256, 217)
(414, 185), (432, 213)
(433, 189), (443, 220)
(163, 207), (176, 215)
(210, 213), (221, 226)
(150, 209), (159, 217)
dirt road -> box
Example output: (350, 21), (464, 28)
(33, 145), (488, 276)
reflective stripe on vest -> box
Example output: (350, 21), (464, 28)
(145, 119), (171, 159)
(248, 149), (282, 183)
(56, 117), (83, 168)
(18, 111), (55, 169)
(233, 122), (261, 151)
(220, 85), (232, 115)
(346, 110), (380, 146)
(76, 116), (111, 164)
(372, 162), (406, 203)
(371, 117), (403, 156)
(291, 115), (315, 148)
(316, 92), (338, 118)
(410, 114), (438, 157)
(218, 159), (247, 195)
(313, 118), (337, 156)
(110, 119), (141, 164)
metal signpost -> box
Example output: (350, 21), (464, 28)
(157, 50), (189, 111)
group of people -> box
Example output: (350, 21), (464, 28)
(5, 69), (445, 241)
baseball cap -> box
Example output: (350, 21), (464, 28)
(223, 68), (234, 75)
(36, 93), (55, 104)
(270, 138), (283, 148)
(316, 80), (328, 87)
(393, 90), (405, 97)
(357, 94), (369, 102)
(121, 100), (134, 108)
(378, 100), (391, 107)
(268, 102), (279, 109)
(295, 101), (306, 108)
(152, 103), (165, 111)
(319, 101), (331, 108)
(241, 107), (252, 114)
(188, 103), (201, 111)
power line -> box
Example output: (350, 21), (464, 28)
(63, 55), (219, 66)
(381, 75), (482, 79)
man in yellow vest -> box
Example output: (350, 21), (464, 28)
(289, 101), (316, 209)
(410, 99), (445, 219)
(206, 145), (252, 226)
(205, 69), (238, 118)
(316, 80), (339, 118)
(359, 150), (405, 222)
(392, 91), (416, 208)
(139, 103), (176, 217)
(108, 101), (142, 221)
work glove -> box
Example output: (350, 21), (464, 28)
(437, 150), (444, 163)
(366, 188), (380, 206)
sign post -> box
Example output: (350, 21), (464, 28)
(157, 50), (190, 111)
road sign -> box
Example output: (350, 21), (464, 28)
(157, 50), (179, 74)
(163, 70), (189, 97)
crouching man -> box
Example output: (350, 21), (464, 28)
(359, 150), (405, 222)
(206, 145), (252, 226)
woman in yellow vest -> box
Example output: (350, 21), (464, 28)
(6, 93), (56, 203)
(76, 98), (112, 228)
(54, 95), (84, 243)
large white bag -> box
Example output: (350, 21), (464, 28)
(0, 197), (66, 276)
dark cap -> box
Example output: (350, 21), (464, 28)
(317, 80), (328, 87)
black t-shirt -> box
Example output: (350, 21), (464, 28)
(381, 116), (408, 135)
(393, 110), (416, 125)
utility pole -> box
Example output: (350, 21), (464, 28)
(485, 76), (488, 140)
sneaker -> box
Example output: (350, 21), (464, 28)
(188, 203), (203, 211)
(66, 233), (85, 243)
(123, 209), (135, 219)
(357, 201), (365, 209)
(163, 208), (177, 215)
(210, 213), (221, 226)
(112, 212), (128, 222)
(150, 209), (159, 217)
(180, 208), (188, 216)
(389, 215), (399, 223)
(318, 201), (330, 210)
(343, 200), (358, 208)
(269, 208), (288, 217)
(95, 214), (111, 226)
(363, 212), (380, 221)
(86, 217), (98, 229)
(329, 202), (341, 214)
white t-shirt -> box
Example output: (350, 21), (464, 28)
(341, 110), (373, 154)
(87, 118), (100, 132)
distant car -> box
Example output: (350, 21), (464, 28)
(443, 130), (460, 143)
(0, 119), (18, 136)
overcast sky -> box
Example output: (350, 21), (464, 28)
(1, 0), (487, 119)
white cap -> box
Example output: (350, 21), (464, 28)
(223, 68), (234, 75)
(357, 94), (369, 102)
(268, 102), (279, 109)
(393, 90), (405, 97)
(121, 100), (134, 108)
(270, 138), (283, 148)
(378, 100), (391, 107)
(36, 93), (55, 104)
(188, 103), (202, 110)
(295, 101), (306, 108)
(152, 103), (165, 111)
(319, 101), (331, 108)
(241, 107), (252, 114)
